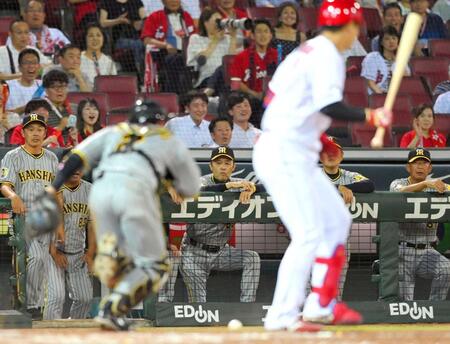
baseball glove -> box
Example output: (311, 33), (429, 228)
(27, 191), (62, 237)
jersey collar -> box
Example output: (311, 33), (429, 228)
(20, 145), (44, 159)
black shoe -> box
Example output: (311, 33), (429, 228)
(94, 309), (130, 331)
(27, 307), (42, 320)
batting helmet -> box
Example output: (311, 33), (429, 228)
(318, 0), (363, 27)
(128, 99), (167, 125)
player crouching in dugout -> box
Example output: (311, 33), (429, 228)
(173, 146), (262, 302)
(390, 148), (450, 301)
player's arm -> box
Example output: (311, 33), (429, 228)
(84, 218), (96, 273)
(342, 179), (375, 193)
(1, 184), (26, 214)
(320, 102), (390, 127)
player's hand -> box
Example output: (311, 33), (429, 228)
(426, 179), (447, 193)
(10, 194), (26, 214)
(366, 107), (392, 128)
(239, 181), (256, 193)
(239, 190), (253, 204)
(165, 43), (178, 54)
(117, 12), (130, 25)
(169, 244), (181, 257)
(83, 253), (95, 273)
(51, 245), (68, 269)
(338, 185), (354, 204)
(167, 185), (184, 205)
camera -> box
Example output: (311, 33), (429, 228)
(216, 18), (253, 31)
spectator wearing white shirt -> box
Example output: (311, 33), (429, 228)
(208, 117), (233, 147)
(434, 92), (450, 114)
(6, 48), (42, 114)
(0, 20), (51, 81)
(227, 92), (261, 148)
(165, 91), (213, 147)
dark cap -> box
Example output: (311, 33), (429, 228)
(22, 113), (47, 128)
(408, 148), (431, 163)
(211, 146), (235, 161)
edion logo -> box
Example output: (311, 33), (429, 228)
(173, 305), (220, 323)
(389, 302), (434, 320)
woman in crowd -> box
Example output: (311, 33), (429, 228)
(81, 24), (118, 89)
(271, 2), (306, 61)
(68, 98), (102, 146)
(187, 7), (237, 93)
(400, 104), (446, 148)
(0, 82), (21, 144)
(361, 26), (410, 95)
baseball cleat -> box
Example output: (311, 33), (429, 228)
(303, 302), (362, 325)
(94, 310), (130, 331)
(287, 320), (323, 332)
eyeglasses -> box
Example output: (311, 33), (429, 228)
(20, 61), (39, 66)
(49, 84), (68, 91)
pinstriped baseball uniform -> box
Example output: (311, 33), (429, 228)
(390, 178), (450, 300)
(44, 180), (93, 320)
(0, 146), (58, 309)
(179, 174), (261, 303)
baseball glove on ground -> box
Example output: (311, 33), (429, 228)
(27, 191), (62, 237)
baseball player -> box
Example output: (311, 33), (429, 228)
(319, 136), (375, 299)
(390, 148), (450, 300)
(252, 0), (392, 331)
(37, 100), (200, 330)
(43, 169), (95, 320)
(0, 114), (59, 320)
(179, 146), (261, 303)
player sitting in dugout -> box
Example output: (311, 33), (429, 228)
(167, 146), (264, 303)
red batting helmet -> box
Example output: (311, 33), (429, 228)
(318, 0), (363, 27)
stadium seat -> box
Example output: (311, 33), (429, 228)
(369, 94), (413, 127)
(298, 7), (318, 36)
(397, 76), (431, 106)
(44, 0), (64, 29)
(222, 55), (236, 86)
(391, 127), (410, 147)
(346, 56), (365, 77)
(326, 120), (352, 146)
(429, 39), (450, 59)
(0, 32), (8, 45)
(433, 114), (450, 137)
(67, 92), (110, 127)
(344, 92), (368, 107)
(142, 92), (179, 114)
(351, 122), (393, 147)
(94, 75), (139, 110)
(0, 16), (15, 33)
(344, 76), (368, 106)
(247, 7), (277, 26)
(106, 112), (128, 126)
(362, 8), (383, 38)
(410, 56), (450, 90)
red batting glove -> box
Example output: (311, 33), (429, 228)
(367, 107), (392, 128)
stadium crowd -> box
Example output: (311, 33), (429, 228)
(0, 0), (449, 321)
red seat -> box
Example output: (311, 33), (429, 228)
(0, 32), (8, 45)
(429, 39), (450, 59)
(67, 92), (110, 126)
(397, 76), (431, 106)
(433, 114), (450, 137)
(351, 122), (393, 147)
(326, 120), (352, 146)
(410, 57), (450, 90)
(106, 112), (128, 126)
(344, 76), (368, 106)
(346, 56), (365, 77)
(362, 8), (383, 38)
(142, 92), (179, 114)
(344, 92), (368, 107)
(94, 75), (138, 110)
(369, 94), (413, 127)
(298, 7), (318, 36)
(247, 7), (277, 26)
(222, 55), (236, 86)
(45, 0), (64, 29)
(0, 16), (15, 34)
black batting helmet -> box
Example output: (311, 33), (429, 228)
(128, 99), (167, 125)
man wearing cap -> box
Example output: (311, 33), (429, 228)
(390, 148), (450, 301)
(178, 146), (262, 303)
(0, 113), (59, 319)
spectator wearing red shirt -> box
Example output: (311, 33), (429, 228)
(10, 99), (65, 147)
(141, 0), (196, 94)
(400, 104), (446, 148)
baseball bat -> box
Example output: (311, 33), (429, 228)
(370, 13), (423, 148)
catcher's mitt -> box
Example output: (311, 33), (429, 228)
(27, 191), (62, 237)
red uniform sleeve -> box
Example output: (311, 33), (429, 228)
(230, 51), (246, 81)
(399, 130), (414, 148)
(183, 12), (196, 35)
(9, 126), (24, 145)
(141, 12), (159, 40)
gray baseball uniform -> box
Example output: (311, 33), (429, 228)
(71, 123), (200, 306)
(0, 146), (59, 309)
(390, 178), (450, 300)
(179, 174), (261, 303)
(44, 180), (93, 320)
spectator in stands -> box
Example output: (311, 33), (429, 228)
(434, 91), (450, 114)
(165, 91), (212, 147)
(390, 148), (450, 301)
(396, 0), (412, 15)
(9, 99), (65, 147)
(230, 19), (278, 127)
(255, 0), (297, 6)
(141, 0), (196, 94)
(0, 20), (51, 81)
(6, 49), (42, 114)
(0, 82), (21, 144)
(433, 63), (450, 100)
(208, 117), (233, 147)
(81, 24), (117, 89)
(99, 0), (146, 74)
(227, 92), (261, 148)
(187, 7), (237, 91)
(216, 0), (248, 46)
(400, 104), (446, 148)
(271, 2), (306, 61)
(68, 0), (99, 46)
(410, 0), (448, 51)
(361, 26), (410, 95)
(68, 98), (102, 146)
(177, 146), (261, 303)
(142, 0), (201, 25)
(371, 3), (404, 52)
(22, 0), (70, 56)
(432, 0), (450, 23)
(42, 69), (74, 131)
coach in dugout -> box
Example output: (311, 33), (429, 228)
(175, 146), (261, 302)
